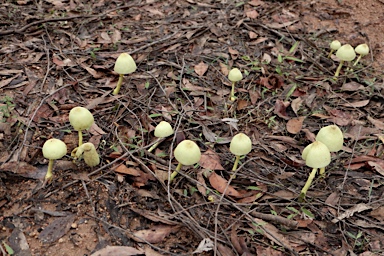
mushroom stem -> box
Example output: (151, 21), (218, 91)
(334, 60), (344, 78)
(78, 130), (83, 146)
(232, 155), (240, 171)
(45, 159), (54, 181)
(300, 168), (317, 199)
(230, 82), (236, 101)
(319, 167), (326, 177)
(113, 74), (124, 95)
(353, 55), (362, 66)
(170, 162), (183, 182)
(148, 141), (160, 153)
(327, 50), (335, 58)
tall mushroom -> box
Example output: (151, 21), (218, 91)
(113, 53), (137, 95)
(353, 44), (369, 66)
(69, 106), (94, 147)
(334, 44), (356, 78)
(300, 141), (331, 199)
(42, 138), (67, 182)
(228, 68), (243, 101)
(148, 121), (174, 153)
(170, 140), (201, 182)
(230, 133), (252, 172)
(328, 40), (341, 58)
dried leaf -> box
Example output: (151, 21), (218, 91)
(38, 215), (75, 244)
(332, 203), (372, 223)
(114, 165), (141, 176)
(194, 61), (208, 76)
(251, 218), (293, 250)
(286, 116), (305, 134)
(342, 100), (370, 108)
(245, 10), (259, 19)
(130, 225), (180, 243)
(199, 149), (224, 170)
(274, 99), (290, 120)
(228, 47), (239, 60)
(208, 172), (241, 197)
(90, 246), (143, 256)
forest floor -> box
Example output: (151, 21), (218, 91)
(1, 0), (384, 255)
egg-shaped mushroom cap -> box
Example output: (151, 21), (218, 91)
(230, 133), (252, 156)
(302, 141), (331, 168)
(355, 44), (369, 56)
(316, 125), (343, 152)
(69, 107), (94, 131)
(154, 121), (174, 138)
(336, 44), (356, 62)
(330, 40), (341, 51)
(174, 140), (201, 166)
(43, 138), (67, 160)
(228, 68), (243, 82)
(114, 53), (137, 75)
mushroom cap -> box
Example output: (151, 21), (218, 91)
(114, 53), (137, 75)
(230, 133), (252, 156)
(315, 125), (343, 152)
(43, 138), (67, 160)
(154, 121), (174, 138)
(69, 107), (94, 131)
(336, 44), (356, 62)
(174, 140), (201, 166)
(302, 141), (331, 168)
(355, 44), (369, 56)
(330, 40), (341, 51)
(79, 143), (100, 167)
(228, 68), (243, 82)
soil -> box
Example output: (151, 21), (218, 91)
(1, 0), (384, 256)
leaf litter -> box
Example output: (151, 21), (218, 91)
(0, 0), (384, 255)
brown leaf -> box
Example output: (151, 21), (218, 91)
(38, 215), (75, 244)
(228, 47), (239, 60)
(208, 172), (241, 197)
(291, 97), (303, 115)
(130, 225), (180, 243)
(237, 99), (249, 110)
(274, 99), (290, 120)
(286, 116), (305, 134)
(199, 149), (224, 170)
(340, 81), (365, 91)
(90, 246), (144, 256)
(194, 61), (208, 76)
(245, 9), (259, 19)
(251, 218), (293, 250)
(219, 62), (229, 76)
(367, 116), (384, 130)
(114, 165), (141, 176)
(342, 99), (370, 108)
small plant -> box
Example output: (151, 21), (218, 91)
(76, 142), (100, 167)
(328, 40), (341, 58)
(228, 68), (243, 101)
(230, 133), (252, 172)
(0, 96), (15, 123)
(334, 44), (356, 78)
(113, 52), (137, 95)
(353, 44), (369, 66)
(69, 106), (94, 147)
(42, 138), (67, 182)
(300, 141), (331, 199)
(170, 140), (201, 182)
(148, 121), (174, 152)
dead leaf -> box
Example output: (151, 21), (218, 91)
(332, 203), (372, 223)
(38, 215), (75, 244)
(251, 218), (293, 250)
(194, 61), (208, 76)
(208, 172), (241, 197)
(228, 47), (239, 60)
(237, 99), (248, 110)
(90, 246), (144, 256)
(286, 116), (305, 134)
(367, 116), (384, 130)
(219, 62), (229, 76)
(274, 99), (290, 120)
(341, 81), (365, 91)
(291, 97), (303, 115)
(266, 20), (298, 29)
(129, 225), (180, 243)
(199, 149), (224, 170)
(342, 100), (370, 108)
(111, 29), (122, 44)
(114, 165), (141, 176)
(245, 10), (259, 19)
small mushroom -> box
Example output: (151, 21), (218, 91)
(69, 107), (94, 147)
(113, 53), (137, 95)
(148, 121), (174, 153)
(315, 125), (343, 176)
(42, 138), (67, 182)
(230, 133), (252, 172)
(76, 142), (100, 167)
(353, 44), (369, 66)
(334, 44), (356, 78)
(328, 40), (341, 58)
(170, 140), (201, 182)
(300, 141), (331, 199)
(228, 68), (243, 101)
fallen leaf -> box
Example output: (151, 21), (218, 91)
(194, 61), (208, 76)
(114, 165), (141, 176)
(331, 203), (372, 223)
(274, 99), (290, 120)
(286, 116), (305, 134)
(208, 172), (241, 197)
(199, 149), (225, 170)
(90, 246), (144, 256)
(228, 47), (239, 60)
(251, 218), (293, 250)
(245, 9), (259, 19)
(193, 238), (214, 254)
(291, 97), (303, 115)
(38, 215), (75, 244)
(237, 99), (248, 110)
(342, 100), (370, 108)
(129, 225), (180, 243)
